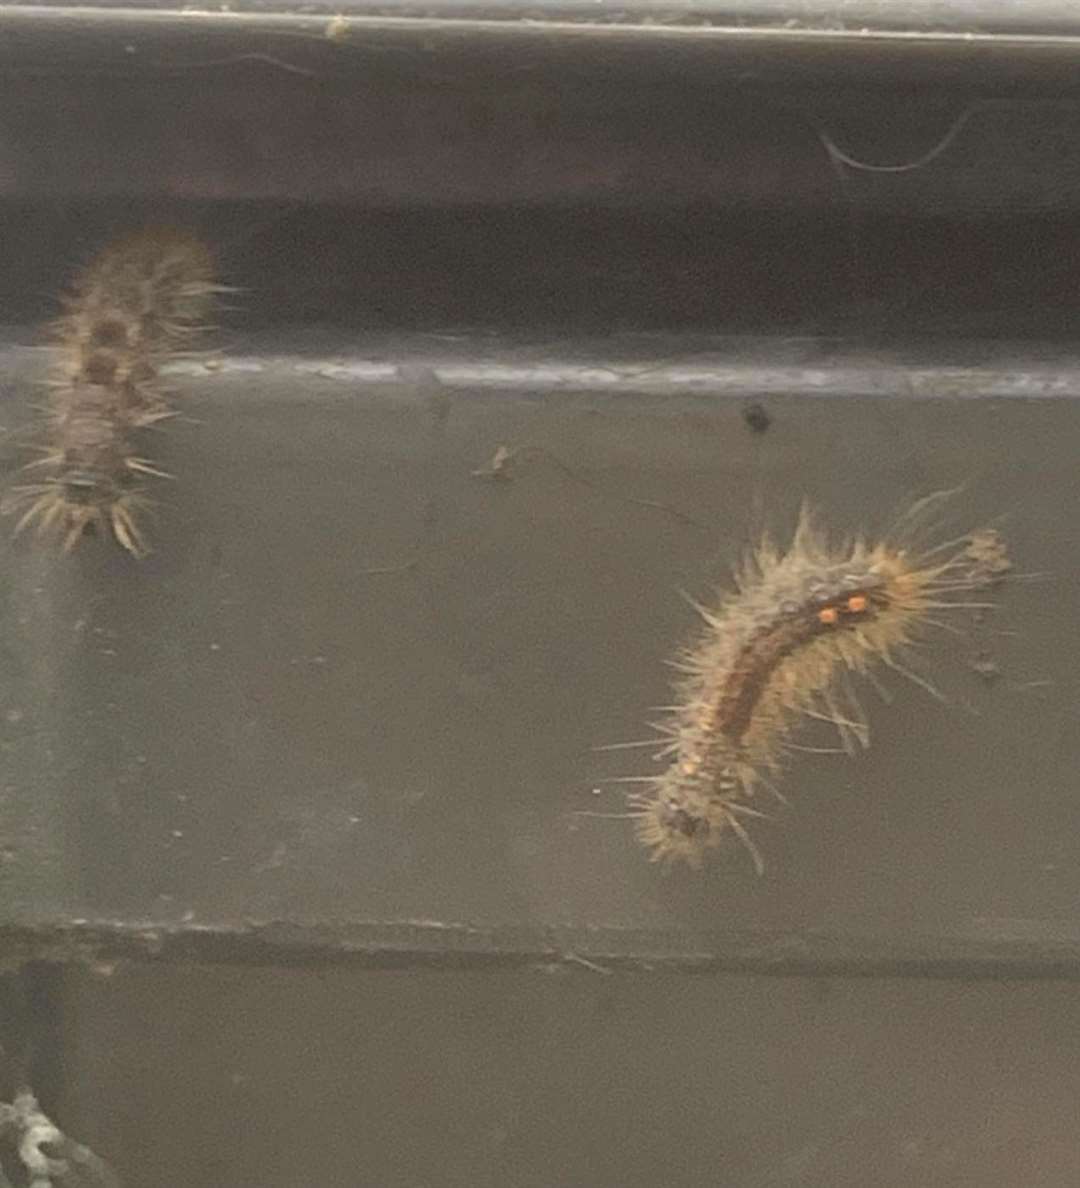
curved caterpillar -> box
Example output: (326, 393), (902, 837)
(3, 227), (219, 557)
(610, 496), (1011, 871)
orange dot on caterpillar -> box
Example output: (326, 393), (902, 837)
(4, 226), (221, 558)
(608, 495), (1013, 872)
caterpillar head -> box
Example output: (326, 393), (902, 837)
(633, 791), (715, 868)
(631, 762), (766, 874)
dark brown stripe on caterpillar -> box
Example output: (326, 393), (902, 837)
(716, 574), (890, 745)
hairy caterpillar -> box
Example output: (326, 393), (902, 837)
(603, 495), (1012, 871)
(3, 227), (220, 557)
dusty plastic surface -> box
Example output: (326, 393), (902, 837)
(0, 331), (1076, 976)
(34, 962), (1080, 1188)
(1, 6), (1079, 1186)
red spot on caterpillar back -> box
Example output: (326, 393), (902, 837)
(3, 227), (220, 557)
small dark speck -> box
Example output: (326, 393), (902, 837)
(742, 402), (771, 434)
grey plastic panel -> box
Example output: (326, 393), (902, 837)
(1, 334), (1075, 976)
(1, 7), (1078, 1186)
(7, 0), (1080, 36)
(52, 962), (1080, 1188)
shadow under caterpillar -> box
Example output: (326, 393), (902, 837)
(595, 492), (1014, 872)
(3, 227), (221, 557)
